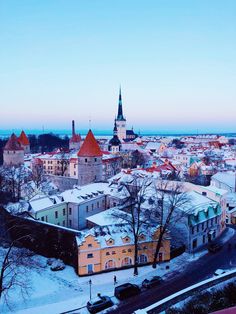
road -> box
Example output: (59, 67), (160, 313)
(110, 227), (236, 314)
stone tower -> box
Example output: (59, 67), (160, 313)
(77, 129), (103, 186)
(69, 120), (82, 150)
(3, 133), (24, 166)
(18, 130), (30, 154)
(115, 87), (126, 141)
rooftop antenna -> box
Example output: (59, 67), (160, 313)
(89, 116), (92, 130)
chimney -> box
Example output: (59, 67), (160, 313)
(72, 120), (75, 136)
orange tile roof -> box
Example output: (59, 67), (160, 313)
(77, 129), (102, 157)
(18, 130), (30, 145)
(70, 133), (82, 143)
(4, 133), (24, 151)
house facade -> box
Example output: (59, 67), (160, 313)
(76, 225), (170, 275)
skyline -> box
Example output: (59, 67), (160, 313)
(0, 0), (236, 133)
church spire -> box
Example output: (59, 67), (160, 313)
(117, 87), (125, 121)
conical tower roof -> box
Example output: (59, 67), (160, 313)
(4, 133), (24, 151)
(77, 130), (102, 157)
(18, 130), (30, 145)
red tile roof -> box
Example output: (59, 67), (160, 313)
(18, 130), (30, 145)
(70, 133), (82, 143)
(77, 130), (102, 157)
(4, 133), (24, 151)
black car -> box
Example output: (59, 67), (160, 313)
(208, 242), (223, 253)
(87, 295), (113, 313)
(142, 276), (163, 288)
(114, 283), (141, 300)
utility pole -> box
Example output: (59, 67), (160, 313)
(89, 279), (92, 300)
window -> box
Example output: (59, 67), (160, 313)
(106, 252), (110, 256)
(138, 254), (148, 264)
(41, 216), (44, 221)
(121, 257), (132, 266)
(92, 204), (94, 210)
(105, 260), (116, 269)
(87, 254), (93, 258)
(46, 216), (48, 222)
(63, 220), (65, 226)
(122, 249), (126, 253)
(94, 158), (97, 162)
(88, 244), (93, 248)
(85, 158), (87, 163)
(86, 206), (89, 212)
(55, 211), (58, 219)
(69, 219), (72, 227)
(97, 202), (99, 208)
(112, 251), (116, 255)
(69, 208), (72, 215)
(128, 248), (132, 253)
(63, 208), (66, 216)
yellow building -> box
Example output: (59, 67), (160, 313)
(76, 225), (170, 276)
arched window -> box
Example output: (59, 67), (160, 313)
(105, 260), (116, 269)
(138, 254), (148, 264)
(121, 257), (132, 266)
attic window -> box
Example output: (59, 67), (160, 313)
(109, 240), (113, 244)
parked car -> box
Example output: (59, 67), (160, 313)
(114, 283), (140, 300)
(142, 276), (163, 288)
(208, 242), (223, 253)
(214, 269), (226, 276)
(87, 295), (113, 313)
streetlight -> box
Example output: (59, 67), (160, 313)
(89, 279), (92, 300)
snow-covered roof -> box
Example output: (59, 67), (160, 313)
(29, 194), (64, 213)
(211, 172), (236, 189)
(86, 207), (128, 226)
(76, 224), (161, 248)
(145, 142), (164, 151)
(60, 183), (111, 204)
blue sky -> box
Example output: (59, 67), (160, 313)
(0, 0), (236, 134)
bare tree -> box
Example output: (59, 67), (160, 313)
(149, 180), (190, 268)
(31, 161), (45, 189)
(3, 166), (32, 202)
(112, 173), (152, 275)
(57, 149), (69, 176)
(0, 211), (37, 309)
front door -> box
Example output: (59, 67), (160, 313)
(88, 264), (93, 274)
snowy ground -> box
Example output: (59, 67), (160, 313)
(0, 251), (206, 314)
(0, 227), (234, 314)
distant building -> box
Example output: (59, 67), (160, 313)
(69, 120), (82, 151)
(77, 129), (103, 186)
(115, 88), (137, 142)
(108, 120), (121, 153)
(3, 133), (24, 166)
(18, 130), (30, 154)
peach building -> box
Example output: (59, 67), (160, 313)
(76, 224), (170, 276)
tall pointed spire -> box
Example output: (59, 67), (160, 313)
(117, 86), (125, 121)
